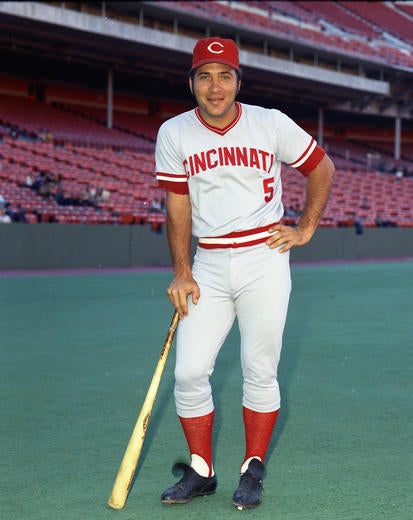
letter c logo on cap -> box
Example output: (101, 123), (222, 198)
(207, 42), (224, 54)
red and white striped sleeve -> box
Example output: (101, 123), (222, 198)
(288, 137), (325, 176)
(276, 111), (326, 176)
(155, 120), (189, 195)
(156, 171), (189, 194)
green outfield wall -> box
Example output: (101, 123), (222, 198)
(0, 225), (412, 270)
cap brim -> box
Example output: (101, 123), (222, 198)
(190, 58), (239, 72)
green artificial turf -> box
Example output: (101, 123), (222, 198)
(1, 261), (412, 520)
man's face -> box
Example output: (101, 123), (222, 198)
(189, 63), (240, 128)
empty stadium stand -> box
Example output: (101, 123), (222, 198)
(0, 94), (154, 151)
(1, 87), (412, 229)
(295, 1), (381, 39)
(338, 1), (413, 45)
(157, 0), (413, 68)
(1, 1), (413, 231)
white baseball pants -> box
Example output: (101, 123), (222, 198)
(174, 243), (291, 418)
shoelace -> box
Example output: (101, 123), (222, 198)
(174, 465), (193, 491)
(238, 471), (262, 494)
(172, 464), (209, 493)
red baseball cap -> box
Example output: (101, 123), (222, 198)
(191, 37), (239, 72)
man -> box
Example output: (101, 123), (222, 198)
(155, 37), (335, 510)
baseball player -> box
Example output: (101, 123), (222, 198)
(155, 37), (335, 510)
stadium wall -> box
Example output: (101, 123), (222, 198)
(0, 226), (412, 270)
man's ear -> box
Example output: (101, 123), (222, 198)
(189, 77), (194, 95)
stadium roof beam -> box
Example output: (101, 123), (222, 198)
(241, 51), (389, 97)
(332, 99), (413, 119)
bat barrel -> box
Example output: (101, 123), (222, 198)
(108, 311), (179, 509)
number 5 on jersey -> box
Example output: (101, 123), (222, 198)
(263, 177), (275, 202)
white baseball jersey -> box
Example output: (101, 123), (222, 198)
(156, 102), (325, 239)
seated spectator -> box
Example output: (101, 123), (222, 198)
(284, 205), (300, 217)
(56, 187), (75, 206)
(81, 184), (98, 206)
(96, 186), (110, 202)
(395, 167), (404, 180)
(150, 198), (164, 213)
(0, 207), (12, 223)
(25, 173), (35, 188)
(9, 125), (18, 139)
(32, 172), (48, 193)
(5, 204), (27, 223)
(375, 214), (384, 227)
(38, 176), (54, 199)
(14, 205), (27, 223)
(375, 214), (397, 228)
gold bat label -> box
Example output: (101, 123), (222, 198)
(143, 412), (151, 432)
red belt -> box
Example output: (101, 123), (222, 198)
(198, 223), (278, 249)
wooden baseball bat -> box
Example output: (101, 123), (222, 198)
(108, 310), (179, 510)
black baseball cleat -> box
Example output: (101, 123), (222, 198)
(232, 458), (265, 510)
(161, 462), (217, 504)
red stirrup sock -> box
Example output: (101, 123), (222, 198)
(241, 406), (279, 473)
(179, 411), (215, 477)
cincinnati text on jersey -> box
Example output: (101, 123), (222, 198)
(183, 146), (275, 178)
